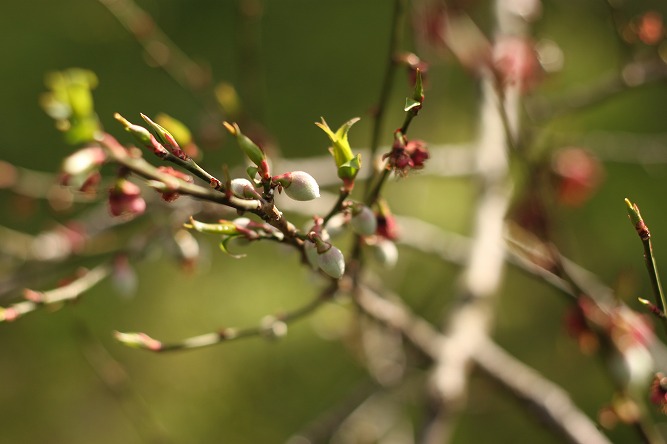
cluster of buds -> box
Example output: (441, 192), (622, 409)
(115, 113), (193, 162)
(383, 135), (429, 177)
(303, 219), (345, 279)
(565, 297), (655, 392)
(225, 121), (321, 202)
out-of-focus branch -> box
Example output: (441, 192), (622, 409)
(0, 263), (112, 323)
(0, 160), (98, 208)
(423, 1), (530, 440)
(367, 0), (407, 170)
(354, 283), (611, 444)
(76, 322), (173, 443)
(114, 283), (338, 352)
(528, 58), (667, 122)
(274, 143), (476, 189)
(99, 0), (211, 96)
(475, 337), (612, 444)
(288, 382), (380, 444)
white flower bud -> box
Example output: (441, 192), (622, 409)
(317, 244), (345, 279)
(609, 345), (654, 391)
(230, 178), (257, 199)
(373, 239), (398, 269)
(62, 146), (106, 176)
(350, 205), (377, 236)
(283, 171), (320, 201)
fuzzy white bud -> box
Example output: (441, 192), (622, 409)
(283, 171), (320, 201)
(230, 178), (257, 199)
(317, 244), (345, 279)
(350, 205), (377, 236)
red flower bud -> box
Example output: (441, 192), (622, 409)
(108, 180), (146, 218)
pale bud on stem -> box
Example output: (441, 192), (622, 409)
(273, 171), (320, 201)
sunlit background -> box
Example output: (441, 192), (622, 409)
(2, 0), (667, 442)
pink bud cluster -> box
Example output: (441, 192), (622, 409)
(565, 297), (654, 390)
(383, 138), (429, 177)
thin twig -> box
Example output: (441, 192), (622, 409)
(99, 0), (212, 97)
(475, 338), (612, 444)
(367, 0), (407, 173)
(528, 59), (667, 123)
(626, 198), (667, 327)
(76, 321), (173, 443)
(0, 263), (112, 323)
(114, 283), (338, 352)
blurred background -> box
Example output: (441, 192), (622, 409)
(2, 0), (667, 442)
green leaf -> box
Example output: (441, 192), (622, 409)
(315, 116), (360, 171)
(404, 98), (421, 112)
(246, 166), (259, 181)
(625, 198), (642, 226)
(219, 237), (246, 259)
(185, 217), (238, 235)
(337, 154), (362, 180)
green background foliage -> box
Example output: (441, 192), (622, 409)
(2, 0), (667, 442)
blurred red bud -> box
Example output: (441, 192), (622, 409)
(108, 180), (146, 218)
(552, 147), (604, 207)
(493, 36), (542, 92)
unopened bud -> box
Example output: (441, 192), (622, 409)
(316, 242), (345, 279)
(350, 205), (377, 236)
(274, 171), (320, 201)
(223, 121), (267, 171)
(62, 146), (106, 177)
(230, 178), (260, 199)
(260, 315), (288, 339)
(373, 239), (399, 269)
(141, 113), (187, 159)
(113, 331), (162, 351)
(108, 180), (146, 218)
